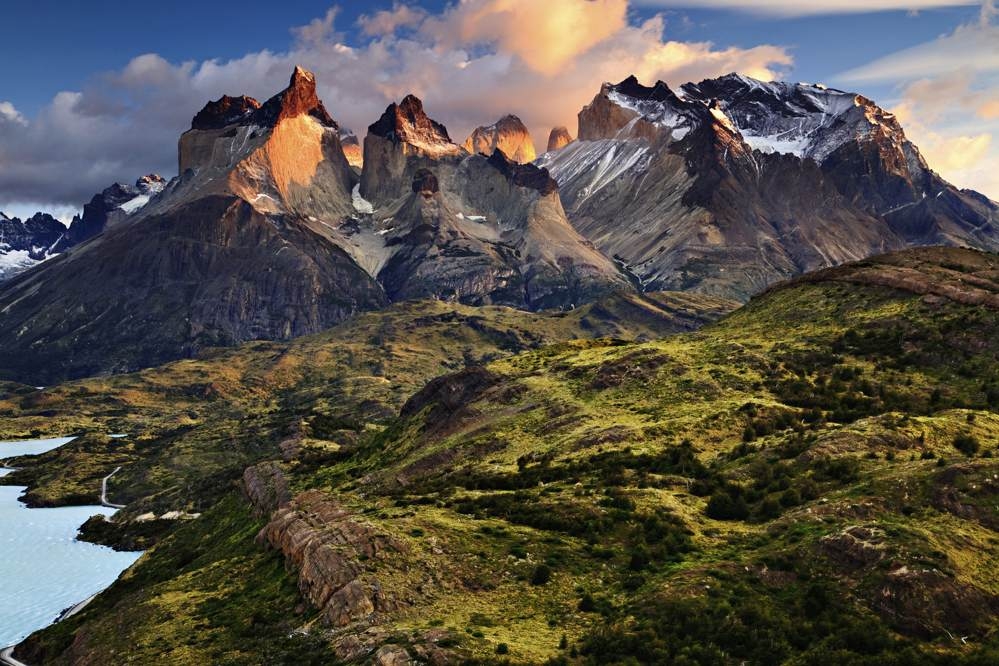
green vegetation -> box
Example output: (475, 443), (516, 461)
(13, 248), (999, 664)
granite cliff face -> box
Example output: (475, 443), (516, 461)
(0, 68), (387, 383)
(359, 94), (466, 207)
(358, 96), (629, 309)
(539, 74), (999, 300)
(339, 128), (363, 169)
(172, 66), (357, 222)
(462, 114), (537, 163)
(546, 126), (573, 152)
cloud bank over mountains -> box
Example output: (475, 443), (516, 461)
(0, 0), (996, 213)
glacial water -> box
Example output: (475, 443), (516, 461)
(0, 438), (142, 648)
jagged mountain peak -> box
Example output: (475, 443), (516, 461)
(254, 65), (337, 129)
(546, 126), (573, 152)
(579, 74), (702, 142)
(368, 94), (460, 157)
(190, 95), (262, 130)
(610, 75), (679, 103)
(679, 73), (907, 163)
(188, 66), (336, 133)
(463, 114), (537, 163)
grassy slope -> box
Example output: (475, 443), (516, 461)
(16, 247), (999, 664)
(0, 292), (731, 512)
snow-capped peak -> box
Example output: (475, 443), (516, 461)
(680, 73), (904, 162)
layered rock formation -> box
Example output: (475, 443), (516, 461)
(258, 490), (418, 627)
(0, 68), (387, 383)
(359, 95), (629, 309)
(463, 114), (537, 163)
(546, 126), (573, 152)
(539, 74), (999, 300)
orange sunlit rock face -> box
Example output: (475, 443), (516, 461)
(462, 114), (537, 163)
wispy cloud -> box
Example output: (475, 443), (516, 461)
(838, 1), (999, 198)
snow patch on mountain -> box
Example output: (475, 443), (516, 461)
(538, 139), (651, 204)
(680, 75), (896, 162)
(352, 184), (374, 214)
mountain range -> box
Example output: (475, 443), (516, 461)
(0, 67), (996, 382)
(5, 65), (999, 666)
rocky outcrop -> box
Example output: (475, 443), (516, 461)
(546, 126), (573, 152)
(788, 246), (999, 310)
(243, 461), (291, 516)
(340, 128), (363, 168)
(258, 490), (418, 627)
(462, 114), (537, 163)
(402, 366), (499, 422)
(486, 149), (557, 195)
(360, 95), (465, 207)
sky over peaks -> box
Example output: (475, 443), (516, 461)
(0, 0), (996, 217)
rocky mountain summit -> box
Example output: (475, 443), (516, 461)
(0, 68), (628, 383)
(358, 95), (628, 309)
(462, 114), (537, 163)
(3, 67), (998, 381)
(0, 212), (66, 279)
(546, 126), (573, 152)
(0, 67), (387, 382)
(0, 175), (166, 281)
(540, 74), (999, 299)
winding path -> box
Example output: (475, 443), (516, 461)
(0, 646), (29, 666)
(100, 467), (125, 509)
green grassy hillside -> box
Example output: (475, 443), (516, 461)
(13, 248), (999, 664)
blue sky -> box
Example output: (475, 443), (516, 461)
(0, 0), (996, 218)
(0, 1), (982, 114)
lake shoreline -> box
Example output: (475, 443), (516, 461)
(0, 438), (142, 650)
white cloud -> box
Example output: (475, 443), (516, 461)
(633, 0), (980, 16)
(840, 1), (999, 82)
(0, 102), (26, 126)
(837, 1), (999, 199)
(0, 0), (793, 208)
(291, 7), (341, 46)
(358, 3), (428, 36)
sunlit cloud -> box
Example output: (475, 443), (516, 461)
(837, 1), (999, 198)
(0, 0), (793, 208)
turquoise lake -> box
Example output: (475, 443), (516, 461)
(0, 438), (142, 647)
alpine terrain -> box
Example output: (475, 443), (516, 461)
(2, 13), (999, 665)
